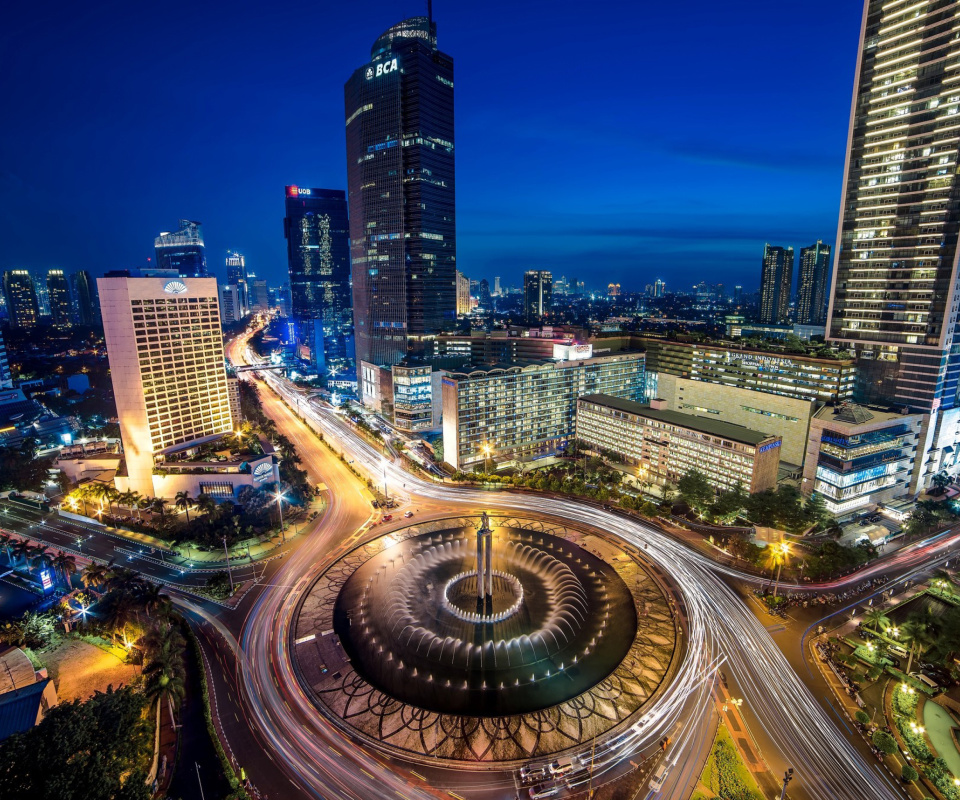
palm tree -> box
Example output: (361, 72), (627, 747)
(11, 538), (32, 569)
(137, 582), (171, 618)
(0, 532), (14, 566)
(150, 497), (169, 523)
(142, 619), (187, 730)
(30, 545), (54, 578)
(106, 566), (146, 597)
(52, 551), (77, 589)
(81, 561), (109, 589)
(932, 568), (955, 596)
(864, 607), (891, 635)
(901, 617), (933, 674)
(127, 491), (143, 522)
(196, 494), (217, 517)
(174, 491), (194, 523)
(105, 487), (120, 518)
(764, 541), (790, 599)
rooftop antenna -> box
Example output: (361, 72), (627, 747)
(427, 0), (433, 23)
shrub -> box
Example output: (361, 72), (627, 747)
(902, 765), (918, 783)
(873, 730), (897, 755)
(855, 711), (870, 725)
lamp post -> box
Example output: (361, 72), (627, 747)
(780, 768), (793, 800)
(773, 541), (790, 600)
(275, 491), (286, 543)
(381, 459), (389, 503)
(482, 444), (492, 474)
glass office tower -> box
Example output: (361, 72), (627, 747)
(345, 15), (456, 367)
(72, 270), (100, 326)
(46, 269), (72, 330)
(3, 270), (39, 329)
(154, 220), (208, 277)
(828, 0), (960, 412)
(524, 270), (553, 323)
(284, 186), (352, 374)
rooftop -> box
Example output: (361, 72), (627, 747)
(578, 394), (776, 446)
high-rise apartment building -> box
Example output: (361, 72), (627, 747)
(46, 270), (72, 330)
(493, 276), (501, 296)
(72, 270), (99, 327)
(456, 271), (471, 316)
(654, 279), (666, 298)
(796, 241), (831, 326)
(284, 186), (352, 372)
(345, 16), (457, 367)
(758, 244), (794, 325)
(828, 0), (960, 414)
(0, 330), (12, 389)
(523, 270), (552, 323)
(219, 284), (243, 326)
(154, 220), (208, 277)
(98, 276), (234, 495)
(3, 271), (39, 329)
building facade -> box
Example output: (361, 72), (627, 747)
(346, 16), (456, 367)
(98, 276), (236, 496)
(802, 404), (924, 515)
(796, 241), (831, 326)
(523, 270), (553, 323)
(71, 270), (99, 327)
(284, 186), (352, 373)
(45, 270), (72, 330)
(576, 395), (782, 495)
(3, 271), (39, 329)
(225, 251), (248, 317)
(758, 244), (794, 325)
(441, 352), (645, 470)
(154, 220), (208, 277)
(456, 271), (471, 316)
(219, 284), (243, 325)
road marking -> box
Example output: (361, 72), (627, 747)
(410, 771), (425, 781)
(294, 634), (316, 645)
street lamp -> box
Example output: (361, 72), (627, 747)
(274, 491), (287, 543)
(773, 541), (790, 600)
(381, 458), (389, 503)
(481, 443), (492, 474)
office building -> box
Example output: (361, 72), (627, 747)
(635, 337), (857, 403)
(441, 351), (645, 470)
(346, 16), (456, 368)
(225, 251), (248, 316)
(733, 285), (743, 305)
(653, 279), (666, 298)
(97, 275), (276, 497)
(576, 395), (781, 495)
(284, 186), (352, 372)
(219, 284), (243, 325)
(0, 330), (12, 389)
(493, 276), (501, 296)
(758, 244), (794, 325)
(71, 270), (99, 327)
(796, 241), (831, 326)
(275, 284), (292, 318)
(523, 270), (552, 323)
(45, 270), (72, 330)
(456, 271), (471, 316)
(3, 271), (39, 329)
(251, 280), (270, 311)
(154, 220), (208, 277)
(608, 283), (621, 297)
(802, 404), (924, 515)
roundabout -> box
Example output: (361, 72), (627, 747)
(290, 514), (681, 764)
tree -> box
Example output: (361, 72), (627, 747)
(30, 545), (54, 578)
(901, 617), (933, 674)
(196, 493), (217, 517)
(149, 496), (168, 522)
(932, 471), (951, 496)
(764, 541), (790, 599)
(677, 469), (714, 513)
(174, 490), (194, 523)
(873, 730), (897, 755)
(864, 608), (891, 635)
(142, 620), (186, 727)
(902, 765), (918, 783)
(52, 550), (77, 589)
(81, 561), (109, 589)
(10, 538), (32, 569)
(710, 483), (747, 523)
(0, 531), (14, 565)
(805, 493), (831, 529)
(0, 685), (152, 800)
(0, 610), (59, 649)
(854, 710), (870, 726)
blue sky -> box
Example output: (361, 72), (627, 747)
(0, 0), (864, 292)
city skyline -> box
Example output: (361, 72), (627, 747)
(1, 1), (861, 291)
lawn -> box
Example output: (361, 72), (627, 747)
(691, 723), (764, 800)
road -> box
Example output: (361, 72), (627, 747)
(217, 328), (934, 800)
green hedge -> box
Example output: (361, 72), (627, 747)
(184, 622), (251, 800)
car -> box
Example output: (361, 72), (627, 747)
(529, 783), (561, 799)
(548, 757), (579, 777)
(404, 511), (414, 518)
(519, 766), (547, 783)
(649, 763), (669, 792)
(381, 514), (393, 522)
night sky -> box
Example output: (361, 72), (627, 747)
(1, 0), (864, 293)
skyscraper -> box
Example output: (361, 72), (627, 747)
(796, 241), (831, 326)
(0, 330), (12, 389)
(72, 270), (100, 327)
(225, 251), (248, 317)
(828, 0), (960, 413)
(284, 187), (352, 372)
(46, 270), (72, 330)
(3, 270), (39, 329)
(345, 15), (456, 367)
(524, 270), (553, 323)
(154, 220), (208, 277)
(98, 275), (233, 495)
(456, 271), (471, 316)
(758, 244), (794, 325)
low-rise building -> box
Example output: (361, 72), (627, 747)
(441, 352), (645, 470)
(802, 403), (924, 516)
(0, 647), (58, 742)
(575, 395), (781, 495)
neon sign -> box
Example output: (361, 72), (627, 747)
(253, 462), (273, 483)
(367, 58), (398, 79)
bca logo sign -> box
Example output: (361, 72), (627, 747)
(367, 58), (398, 79)
(253, 462), (273, 482)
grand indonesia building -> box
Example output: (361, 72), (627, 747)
(345, 16), (457, 367)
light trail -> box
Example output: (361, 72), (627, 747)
(228, 333), (915, 800)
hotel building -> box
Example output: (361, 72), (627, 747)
(98, 275), (276, 497)
(575, 395), (782, 495)
(441, 351), (644, 470)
